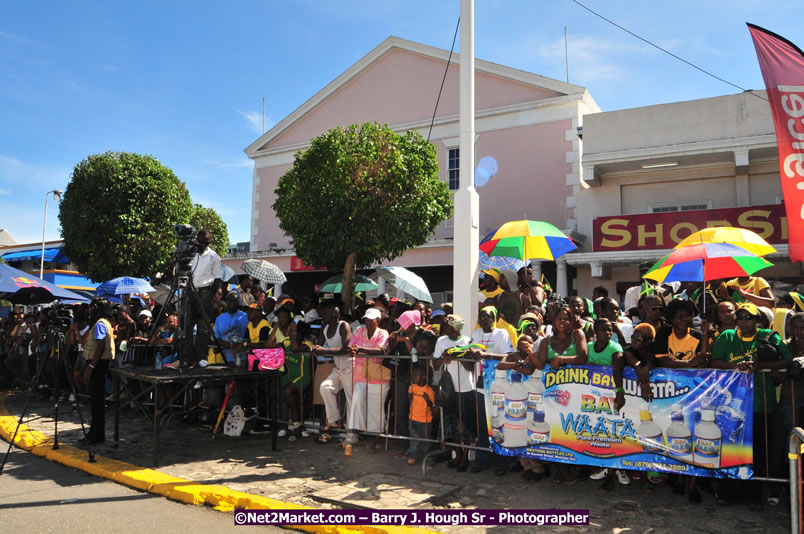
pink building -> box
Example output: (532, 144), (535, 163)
(243, 36), (599, 301)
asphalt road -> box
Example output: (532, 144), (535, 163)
(0, 447), (283, 533)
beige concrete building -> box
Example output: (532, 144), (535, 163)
(570, 90), (797, 301)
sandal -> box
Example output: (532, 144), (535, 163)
(322, 423), (342, 433)
(317, 432), (333, 444)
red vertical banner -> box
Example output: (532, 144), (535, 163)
(748, 23), (804, 261)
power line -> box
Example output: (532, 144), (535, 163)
(570, 0), (767, 101)
(428, 16), (461, 142)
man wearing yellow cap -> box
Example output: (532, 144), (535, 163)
(710, 301), (791, 509)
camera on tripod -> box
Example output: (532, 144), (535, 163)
(47, 305), (73, 334)
(173, 224), (201, 278)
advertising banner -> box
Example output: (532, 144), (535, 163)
(481, 361), (754, 479)
(748, 23), (804, 261)
(592, 204), (786, 252)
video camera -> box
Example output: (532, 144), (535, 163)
(47, 304), (73, 334)
(173, 224), (200, 275)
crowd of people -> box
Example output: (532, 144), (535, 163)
(1, 232), (803, 511)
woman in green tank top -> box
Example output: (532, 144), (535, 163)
(537, 306), (587, 368)
(534, 305), (587, 485)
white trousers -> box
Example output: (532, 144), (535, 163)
(320, 363), (353, 425)
(347, 381), (390, 443)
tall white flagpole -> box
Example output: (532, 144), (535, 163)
(453, 0), (479, 331)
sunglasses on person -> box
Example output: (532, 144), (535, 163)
(736, 314), (757, 321)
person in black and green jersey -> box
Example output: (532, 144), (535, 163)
(710, 302), (791, 510)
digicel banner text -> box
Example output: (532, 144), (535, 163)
(592, 204), (786, 252)
(748, 23), (804, 261)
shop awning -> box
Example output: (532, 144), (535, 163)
(42, 271), (99, 291)
(2, 247), (69, 263)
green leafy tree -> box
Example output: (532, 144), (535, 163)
(59, 152), (193, 282)
(273, 122), (452, 311)
(189, 204), (230, 258)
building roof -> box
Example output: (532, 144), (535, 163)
(244, 35), (590, 157)
(0, 229), (17, 246)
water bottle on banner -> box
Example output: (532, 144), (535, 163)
(666, 403), (694, 464)
(636, 402), (665, 454)
(716, 397), (746, 445)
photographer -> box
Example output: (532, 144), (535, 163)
(185, 228), (222, 365)
(80, 299), (116, 445)
(66, 305), (90, 400)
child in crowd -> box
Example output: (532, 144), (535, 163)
(585, 318), (630, 490)
(407, 363), (435, 465)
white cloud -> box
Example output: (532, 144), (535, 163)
(0, 31), (43, 48)
(0, 155), (70, 188)
(238, 109), (273, 135)
(535, 34), (656, 83)
(63, 80), (105, 97)
(201, 159), (253, 168)
(655, 36), (728, 59)
(0, 198), (62, 244)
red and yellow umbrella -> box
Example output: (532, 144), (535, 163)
(479, 220), (576, 261)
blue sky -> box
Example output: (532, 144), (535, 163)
(1, 0), (800, 247)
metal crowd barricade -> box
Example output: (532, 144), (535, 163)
(750, 368), (790, 484)
(788, 427), (804, 534)
(299, 350), (489, 477)
(301, 355), (804, 487)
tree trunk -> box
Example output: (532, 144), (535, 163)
(342, 251), (357, 318)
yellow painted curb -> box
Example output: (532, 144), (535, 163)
(0, 393), (439, 534)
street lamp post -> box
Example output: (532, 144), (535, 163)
(40, 189), (63, 279)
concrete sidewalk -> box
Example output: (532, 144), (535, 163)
(1, 390), (790, 533)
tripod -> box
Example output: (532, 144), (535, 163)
(0, 330), (94, 474)
(149, 269), (224, 372)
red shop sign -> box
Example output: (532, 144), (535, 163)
(593, 204), (787, 252)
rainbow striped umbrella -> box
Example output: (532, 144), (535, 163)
(643, 242), (773, 284)
(675, 227), (776, 256)
(479, 220), (576, 261)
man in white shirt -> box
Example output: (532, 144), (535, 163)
(433, 315), (476, 471)
(624, 262), (663, 316)
(186, 228), (222, 364)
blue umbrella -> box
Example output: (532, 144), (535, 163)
(0, 263), (88, 303)
(221, 264), (238, 284)
(96, 276), (156, 296)
(479, 251), (525, 273)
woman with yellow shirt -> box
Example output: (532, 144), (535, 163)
(717, 276), (774, 308)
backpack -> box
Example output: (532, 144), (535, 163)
(434, 369), (456, 407)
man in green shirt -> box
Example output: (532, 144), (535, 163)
(710, 302), (790, 509)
